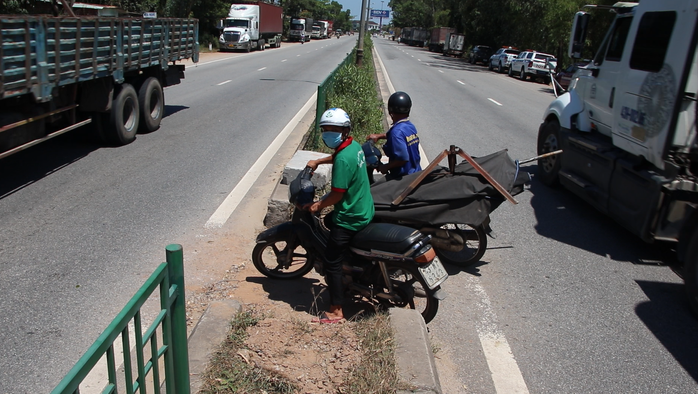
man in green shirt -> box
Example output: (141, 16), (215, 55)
(306, 108), (374, 323)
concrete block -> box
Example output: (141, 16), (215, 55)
(264, 183), (292, 227)
(283, 150), (332, 189)
(390, 308), (442, 394)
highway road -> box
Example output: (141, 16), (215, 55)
(1, 34), (696, 394)
(0, 37), (355, 393)
(372, 38), (698, 393)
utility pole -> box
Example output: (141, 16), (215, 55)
(356, 0), (367, 66)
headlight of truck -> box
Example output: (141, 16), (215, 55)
(219, 34), (225, 43)
(240, 35), (250, 42)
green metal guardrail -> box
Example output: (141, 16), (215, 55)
(52, 244), (190, 394)
(314, 50), (355, 138)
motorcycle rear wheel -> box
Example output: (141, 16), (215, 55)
(386, 265), (439, 323)
(434, 223), (487, 267)
(252, 239), (314, 279)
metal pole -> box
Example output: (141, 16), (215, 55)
(166, 244), (190, 393)
(357, 0), (367, 66)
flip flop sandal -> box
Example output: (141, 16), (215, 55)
(311, 312), (346, 324)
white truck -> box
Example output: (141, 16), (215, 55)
(289, 17), (313, 42)
(219, 1), (283, 52)
(537, 0), (698, 313)
(311, 20), (329, 39)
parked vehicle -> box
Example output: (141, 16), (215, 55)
(469, 45), (493, 65)
(509, 50), (557, 82)
(311, 20), (329, 39)
(0, 14), (198, 159)
(253, 167), (447, 323)
(443, 33), (466, 57)
(488, 46), (520, 73)
(537, 0), (698, 314)
(554, 61), (590, 90)
(219, 2), (283, 51)
(289, 17), (313, 42)
(428, 27), (455, 52)
(401, 27), (428, 47)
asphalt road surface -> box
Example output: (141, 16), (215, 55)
(372, 38), (697, 394)
(0, 37), (355, 394)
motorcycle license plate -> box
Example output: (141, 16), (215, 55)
(418, 258), (448, 290)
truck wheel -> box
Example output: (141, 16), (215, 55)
(685, 229), (698, 316)
(103, 83), (139, 145)
(537, 119), (562, 186)
(246, 44), (251, 53)
(138, 77), (163, 133)
(259, 39), (265, 51)
(519, 69), (527, 81)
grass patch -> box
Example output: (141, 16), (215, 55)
(198, 310), (298, 394)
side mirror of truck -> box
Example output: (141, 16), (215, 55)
(568, 11), (590, 59)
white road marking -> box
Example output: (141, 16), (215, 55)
(439, 70), (444, 73)
(205, 92), (318, 228)
(457, 80), (465, 85)
(282, 59), (287, 62)
(257, 67), (267, 71)
(417, 58), (421, 61)
(217, 80), (232, 86)
(297, 54), (301, 57)
(488, 98), (503, 106)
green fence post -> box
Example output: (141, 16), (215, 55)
(166, 244), (190, 394)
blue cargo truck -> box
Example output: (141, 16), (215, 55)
(0, 15), (198, 159)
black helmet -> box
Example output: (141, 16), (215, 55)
(388, 91), (412, 115)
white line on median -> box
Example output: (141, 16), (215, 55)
(217, 80), (232, 86)
(488, 98), (503, 106)
(205, 92), (317, 228)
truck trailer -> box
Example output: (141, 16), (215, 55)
(219, 2), (283, 52)
(0, 14), (198, 159)
(428, 27), (455, 53)
(537, 0), (698, 314)
(443, 33), (465, 57)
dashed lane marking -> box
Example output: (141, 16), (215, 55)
(217, 80), (232, 85)
(488, 98), (503, 106)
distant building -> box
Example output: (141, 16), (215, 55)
(350, 20), (380, 32)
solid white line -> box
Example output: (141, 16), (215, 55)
(217, 80), (232, 86)
(488, 98), (503, 106)
(257, 67), (267, 71)
(205, 92), (317, 228)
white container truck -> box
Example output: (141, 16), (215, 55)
(537, 0), (698, 313)
(312, 21), (329, 39)
(289, 17), (313, 42)
(219, 1), (283, 52)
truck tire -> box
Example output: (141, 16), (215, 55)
(102, 83), (139, 145)
(259, 39), (265, 51)
(488, 60), (494, 71)
(138, 77), (163, 133)
(685, 229), (698, 316)
(537, 119), (562, 186)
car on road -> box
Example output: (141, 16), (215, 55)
(468, 45), (493, 65)
(488, 47), (520, 73)
(509, 50), (557, 83)
(554, 61), (590, 90)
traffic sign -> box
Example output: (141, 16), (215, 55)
(370, 10), (390, 18)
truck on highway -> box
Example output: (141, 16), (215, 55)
(536, 0), (698, 313)
(401, 27), (428, 47)
(218, 1), (283, 52)
(428, 27), (455, 53)
(289, 17), (313, 42)
(0, 13), (198, 159)
(311, 20), (329, 39)
(443, 32), (465, 57)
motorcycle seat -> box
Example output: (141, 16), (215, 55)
(352, 223), (423, 253)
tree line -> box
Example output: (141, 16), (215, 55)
(389, 0), (620, 65)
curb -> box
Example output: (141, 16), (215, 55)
(186, 39), (442, 394)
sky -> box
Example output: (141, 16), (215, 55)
(337, 0), (391, 22)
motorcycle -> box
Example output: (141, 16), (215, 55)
(252, 167), (448, 323)
(363, 142), (532, 267)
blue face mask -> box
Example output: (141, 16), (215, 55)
(322, 131), (344, 149)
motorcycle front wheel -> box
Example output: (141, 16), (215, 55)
(252, 239), (315, 279)
(434, 223), (487, 267)
(386, 265), (439, 323)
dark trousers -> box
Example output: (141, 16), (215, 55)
(324, 221), (357, 306)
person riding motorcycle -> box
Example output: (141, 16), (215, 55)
(305, 108), (374, 323)
(367, 91), (422, 179)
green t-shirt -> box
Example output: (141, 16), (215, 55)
(331, 139), (375, 231)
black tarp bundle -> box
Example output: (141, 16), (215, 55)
(371, 150), (531, 226)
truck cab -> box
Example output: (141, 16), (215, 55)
(537, 0), (698, 313)
(220, 4), (260, 51)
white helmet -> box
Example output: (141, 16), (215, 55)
(319, 108), (351, 129)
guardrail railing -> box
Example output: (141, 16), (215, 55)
(51, 244), (190, 394)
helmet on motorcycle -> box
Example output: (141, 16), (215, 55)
(388, 91), (412, 115)
(289, 167), (316, 206)
(318, 108), (351, 130)
(362, 141), (382, 168)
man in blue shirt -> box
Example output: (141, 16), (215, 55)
(367, 91), (422, 179)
